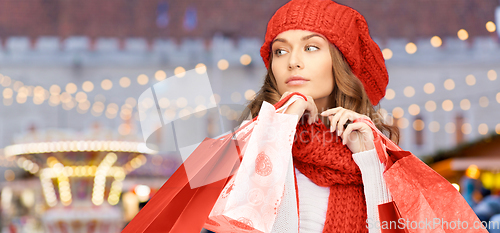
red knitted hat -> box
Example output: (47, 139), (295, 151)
(260, 0), (389, 106)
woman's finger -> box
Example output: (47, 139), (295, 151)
(275, 92), (291, 113)
(304, 95), (318, 124)
(328, 115), (334, 123)
(343, 122), (375, 150)
(279, 91), (291, 101)
(341, 122), (367, 145)
(309, 96), (319, 123)
(337, 111), (357, 136)
(329, 108), (346, 133)
(320, 107), (343, 116)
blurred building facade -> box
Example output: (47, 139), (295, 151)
(0, 0), (499, 232)
(0, 0), (498, 155)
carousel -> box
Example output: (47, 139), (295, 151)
(1, 125), (178, 233)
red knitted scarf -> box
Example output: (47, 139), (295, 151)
(292, 116), (368, 233)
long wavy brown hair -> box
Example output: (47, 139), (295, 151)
(238, 43), (400, 144)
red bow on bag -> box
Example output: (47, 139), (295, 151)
(122, 92), (307, 233)
(354, 118), (487, 233)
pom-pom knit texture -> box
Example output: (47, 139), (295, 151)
(260, 0), (389, 106)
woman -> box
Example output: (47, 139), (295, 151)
(238, 0), (399, 232)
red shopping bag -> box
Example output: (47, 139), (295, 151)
(355, 118), (487, 233)
(123, 92), (307, 233)
(378, 201), (409, 233)
(122, 132), (246, 233)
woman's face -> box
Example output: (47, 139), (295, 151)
(271, 29), (334, 106)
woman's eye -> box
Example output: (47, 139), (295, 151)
(274, 49), (287, 56)
(306, 45), (319, 51)
(274, 45), (318, 57)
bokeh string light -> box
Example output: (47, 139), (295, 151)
(383, 70), (499, 135)
(0, 34), (498, 138)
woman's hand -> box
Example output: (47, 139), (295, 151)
(277, 91), (318, 125)
(320, 107), (375, 154)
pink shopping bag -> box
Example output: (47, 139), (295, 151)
(204, 94), (305, 233)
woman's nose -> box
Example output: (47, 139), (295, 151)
(288, 51), (304, 70)
(288, 62), (302, 69)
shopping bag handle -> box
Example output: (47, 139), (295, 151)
(274, 92), (307, 110)
(230, 92), (307, 138)
(353, 117), (401, 165)
(353, 118), (400, 150)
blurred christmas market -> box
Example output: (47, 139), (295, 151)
(0, 0), (499, 232)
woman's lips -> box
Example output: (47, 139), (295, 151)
(286, 75), (310, 86)
(287, 80), (309, 86)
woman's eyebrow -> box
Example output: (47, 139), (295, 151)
(271, 33), (326, 46)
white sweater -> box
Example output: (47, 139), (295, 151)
(295, 148), (393, 233)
